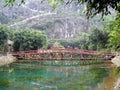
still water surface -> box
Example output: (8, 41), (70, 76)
(0, 61), (118, 90)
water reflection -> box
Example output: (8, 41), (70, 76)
(0, 61), (119, 90)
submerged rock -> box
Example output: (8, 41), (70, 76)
(111, 56), (120, 67)
(0, 54), (16, 66)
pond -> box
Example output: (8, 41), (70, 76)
(0, 60), (119, 90)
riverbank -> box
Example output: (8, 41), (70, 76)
(114, 77), (120, 90)
(0, 54), (16, 66)
(111, 55), (120, 67)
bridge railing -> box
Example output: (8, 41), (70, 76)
(10, 48), (98, 55)
(10, 48), (116, 57)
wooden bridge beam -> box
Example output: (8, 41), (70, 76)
(11, 49), (115, 60)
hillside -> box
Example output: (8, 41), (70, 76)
(0, 0), (114, 39)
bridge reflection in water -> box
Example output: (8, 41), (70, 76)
(10, 48), (115, 60)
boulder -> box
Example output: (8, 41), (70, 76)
(111, 56), (120, 67)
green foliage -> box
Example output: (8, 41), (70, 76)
(2, 0), (120, 17)
(90, 68), (109, 83)
(48, 0), (63, 9)
(107, 12), (120, 51)
(78, 33), (89, 49)
(13, 30), (47, 51)
(114, 67), (120, 76)
(109, 30), (120, 50)
(0, 25), (48, 52)
(89, 28), (109, 50)
(0, 25), (11, 53)
(48, 28), (110, 51)
(52, 42), (64, 48)
(2, 0), (25, 6)
(48, 33), (89, 49)
(0, 25), (8, 45)
(0, 78), (9, 87)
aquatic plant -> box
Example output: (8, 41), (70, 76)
(114, 67), (120, 76)
(0, 78), (9, 88)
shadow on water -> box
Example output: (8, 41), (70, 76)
(0, 60), (119, 90)
(0, 78), (9, 90)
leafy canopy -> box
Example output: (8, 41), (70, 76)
(89, 28), (109, 50)
(2, 0), (120, 17)
(107, 12), (120, 51)
(0, 25), (12, 53)
(13, 30), (47, 51)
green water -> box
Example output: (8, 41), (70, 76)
(0, 61), (118, 90)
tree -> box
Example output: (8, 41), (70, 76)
(89, 28), (109, 50)
(13, 30), (47, 51)
(2, 0), (120, 17)
(107, 12), (120, 51)
(78, 33), (89, 49)
(0, 25), (10, 53)
(48, 33), (90, 49)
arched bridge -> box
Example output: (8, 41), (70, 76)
(10, 48), (116, 60)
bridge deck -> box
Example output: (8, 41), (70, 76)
(10, 48), (116, 60)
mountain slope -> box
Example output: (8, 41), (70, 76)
(0, 0), (114, 39)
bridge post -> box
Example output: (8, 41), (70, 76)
(80, 54), (84, 60)
(70, 54), (73, 60)
(60, 53), (63, 60)
(25, 53), (31, 60)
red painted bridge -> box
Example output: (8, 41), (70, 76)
(10, 48), (116, 60)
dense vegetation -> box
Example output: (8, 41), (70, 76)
(13, 30), (47, 51)
(0, 0), (109, 39)
(106, 12), (120, 51)
(0, 25), (9, 53)
(48, 12), (120, 51)
(2, 0), (120, 17)
(48, 28), (109, 51)
(0, 0), (119, 53)
(0, 26), (47, 53)
(0, 12), (120, 53)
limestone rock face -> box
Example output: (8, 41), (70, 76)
(111, 56), (120, 67)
